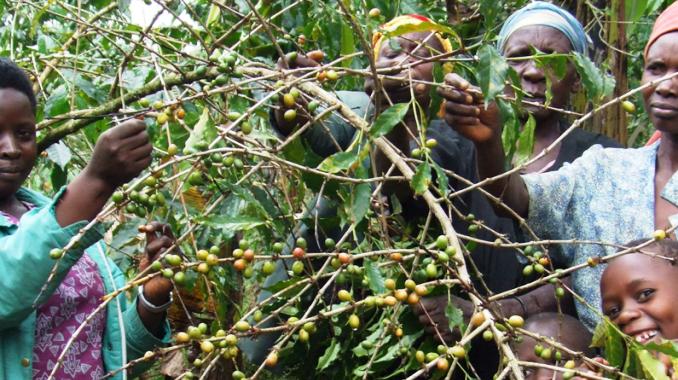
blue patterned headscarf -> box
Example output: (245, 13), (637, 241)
(496, 1), (591, 56)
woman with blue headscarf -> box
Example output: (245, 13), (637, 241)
(439, 0), (678, 336)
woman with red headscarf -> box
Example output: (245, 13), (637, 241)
(440, 1), (678, 335)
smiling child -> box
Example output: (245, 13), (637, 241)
(601, 239), (678, 344)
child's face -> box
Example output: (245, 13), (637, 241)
(364, 31), (442, 108)
(0, 88), (36, 200)
(601, 253), (678, 343)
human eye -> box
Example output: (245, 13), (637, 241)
(604, 304), (621, 319)
(16, 126), (35, 141)
(645, 62), (665, 75)
(637, 288), (655, 302)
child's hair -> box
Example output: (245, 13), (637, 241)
(0, 58), (36, 114)
(618, 238), (678, 261)
(524, 312), (594, 355)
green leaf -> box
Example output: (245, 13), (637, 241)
(444, 302), (465, 333)
(645, 340), (678, 357)
(476, 45), (508, 108)
(431, 161), (449, 196)
(339, 20), (355, 67)
(317, 151), (358, 174)
(513, 115), (536, 166)
(206, 3), (221, 26)
(350, 183), (371, 223)
(364, 259), (386, 294)
(45, 141), (72, 169)
(317, 339), (341, 371)
(411, 161), (431, 195)
(185, 108), (211, 150)
(44, 86), (70, 117)
(370, 103), (409, 138)
(573, 52), (616, 103)
(637, 349), (670, 380)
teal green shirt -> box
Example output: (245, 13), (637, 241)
(0, 187), (170, 379)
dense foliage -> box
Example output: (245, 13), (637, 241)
(3, 0), (678, 379)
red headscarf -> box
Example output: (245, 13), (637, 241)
(645, 1), (678, 58)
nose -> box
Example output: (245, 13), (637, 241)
(654, 75), (678, 98)
(521, 60), (545, 83)
(0, 133), (20, 159)
(615, 304), (642, 330)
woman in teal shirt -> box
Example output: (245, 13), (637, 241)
(0, 58), (172, 379)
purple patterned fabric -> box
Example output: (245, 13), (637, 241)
(31, 253), (106, 379)
(0, 206), (107, 379)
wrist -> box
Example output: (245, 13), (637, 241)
(138, 284), (173, 313)
(78, 168), (117, 196)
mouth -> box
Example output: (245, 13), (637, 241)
(630, 329), (660, 344)
(651, 103), (678, 118)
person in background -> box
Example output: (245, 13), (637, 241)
(514, 313), (593, 380)
(439, 0), (678, 333)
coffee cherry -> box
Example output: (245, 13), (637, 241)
(337, 289), (352, 302)
(394, 289), (408, 301)
(112, 191), (124, 204)
(197, 262), (210, 273)
(436, 357), (449, 371)
(232, 371), (246, 380)
(200, 340), (214, 353)
(654, 229), (667, 240)
(156, 113), (169, 125)
(435, 235), (448, 250)
(196, 249), (209, 261)
(272, 242), (284, 253)
(151, 261), (162, 271)
(206, 254), (219, 266)
(425, 138), (438, 149)
(188, 172), (204, 186)
(292, 260), (304, 275)
(555, 287), (565, 298)
(348, 314), (360, 329)
(470, 312), (485, 327)
(390, 252), (403, 262)
(368, 8), (381, 18)
(404, 279), (416, 290)
(307, 50), (325, 63)
(162, 268), (174, 278)
(282, 93), (296, 108)
(415, 350), (425, 363)
(414, 285), (429, 296)
(482, 330), (494, 341)
(298, 329), (310, 342)
(233, 259), (247, 272)
(622, 100), (636, 113)
(384, 278), (396, 290)
(508, 315), (524, 328)
(292, 247), (305, 259)
(173, 271), (186, 285)
(235, 320), (250, 332)
(175, 332), (190, 343)
(338, 252), (352, 264)
(265, 352), (278, 367)
(283, 109), (297, 121)
(225, 334), (238, 346)
(326, 70), (338, 81)
(450, 345), (466, 359)
(407, 292), (420, 305)
(262, 261), (275, 275)
(50, 248), (64, 260)
(243, 249), (255, 262)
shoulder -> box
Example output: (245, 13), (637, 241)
(566, 128), (622, 148)
(15, 187), (51, 207)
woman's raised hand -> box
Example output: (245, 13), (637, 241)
(437, 73), (501, 144)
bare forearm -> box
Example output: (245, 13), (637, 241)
(475, 138), (529, 218)
(55, 171), (115, 226)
